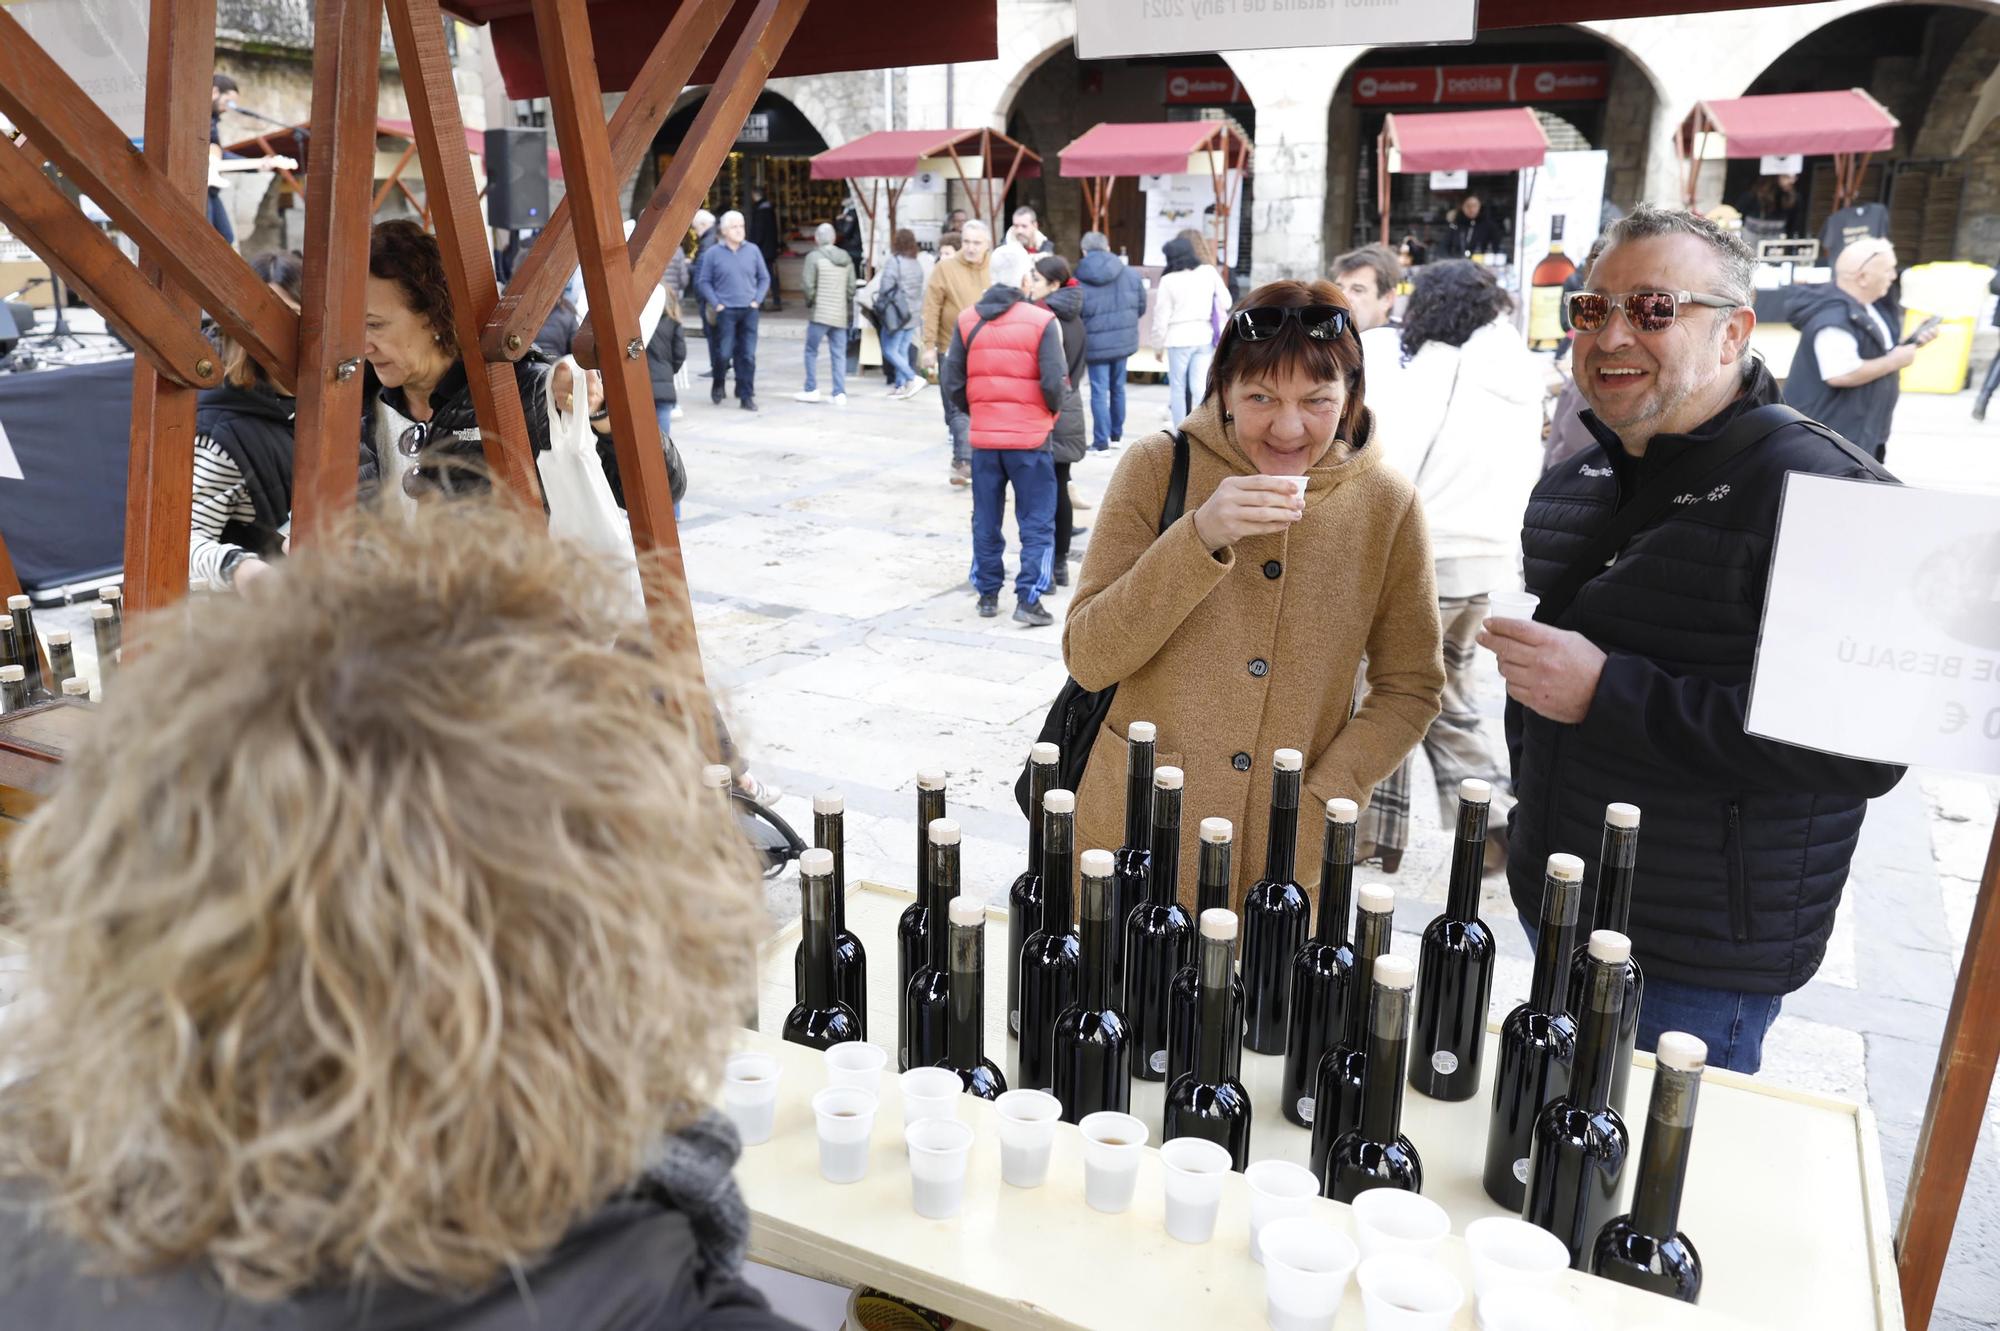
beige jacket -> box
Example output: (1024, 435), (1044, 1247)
(920, 254), (991, 359)
(1062, 400), (1445, 911)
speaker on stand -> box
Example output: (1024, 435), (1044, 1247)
(484, 127), (551, 233)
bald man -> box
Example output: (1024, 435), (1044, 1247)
(1783, 237), (1937, 462)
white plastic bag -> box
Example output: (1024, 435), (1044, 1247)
(538, 356), (647, 618)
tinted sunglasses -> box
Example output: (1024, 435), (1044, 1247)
(1231, 304), (1351, 343)
(1564, 289), (1738, 334)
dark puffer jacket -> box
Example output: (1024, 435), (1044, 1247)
(1040, 283), (1088, 464)
(194, 382), (294, 560)
(1506, 360), (1904, 994)
(1074, 250), (1145, 363)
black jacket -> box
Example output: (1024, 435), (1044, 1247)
(1507, 361), (1905, 994)
(1783, 283), (1903, 457)
(195, 382), (294, 559)
(649, 317), (688, 404)
(1040, 284), (1088, 464)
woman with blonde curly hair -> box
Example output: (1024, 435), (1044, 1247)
(0, 502), (797, 1330)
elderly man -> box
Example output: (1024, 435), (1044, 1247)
(1481, 206), (1903, 1074)
(921, 219), (993, 486)
(1783, 237), (1937, 462)
(795, 221), (855, 405)
(1332, 244), (1403, 333)
(687, 209), (720, 379)
(694, 209), (769, 411)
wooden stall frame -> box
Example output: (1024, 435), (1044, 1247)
(814, 129), (1042, 278)
(1061, 121), (1246, 272)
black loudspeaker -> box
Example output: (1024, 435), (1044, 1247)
(483, 127), (550, 230)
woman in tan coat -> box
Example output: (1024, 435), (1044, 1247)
(1064, 279), (1444, 909)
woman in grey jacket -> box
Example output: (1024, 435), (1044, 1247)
(879, 228), (928, 397)
(1024, 254), (1088, 586)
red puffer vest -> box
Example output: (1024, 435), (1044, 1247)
(958, 300), (1057, 450)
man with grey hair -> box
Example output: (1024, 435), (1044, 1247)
(1073, 229), (1146, 451)
(1783, 236), (1936, 462)
(1482, 205), (1902, 1075)
(694, 208), (769, 410)
(922, 218), (993, 485)
(795, 220), (856, 404)
(687, 208), (721, 381)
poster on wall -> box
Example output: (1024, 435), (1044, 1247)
(1139, 172), (1242, 268)
(9, 0), (150, 138)
(1514, 149), (1608, 342)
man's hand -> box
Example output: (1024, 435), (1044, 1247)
(1189, 475), (1303, 551)
(1478, 617), (1607, 725)
(921, 347), (938, 372)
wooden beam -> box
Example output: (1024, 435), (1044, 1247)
(481, 0), (735, 364)
(0, 5), (299, 391)
(384, 0), (542, 508)
(1896, 813), (2000, 1328)
(120, 0), (215, 619)
(371, 141), (419, 213)
(0, 138), (220, 389)
(290, 0), (383, 544)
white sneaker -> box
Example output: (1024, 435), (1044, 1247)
(792, 390), (823, 403)
(903, 379), (929, 397)
(831, 393), (848, 406)
(669, 405), (684, 420)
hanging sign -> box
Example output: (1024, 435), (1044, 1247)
(1352, 62), (1610, 107)
(7, 0), (150, 138)
(1075, 0), (1476, 60)
(1760, 154), (1804, 175)
(737, 112), (770, 145)
(1429, 170), (1468, 190)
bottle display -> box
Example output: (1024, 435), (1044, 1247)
(897, 768), (948, 1071)
(1282, 798), (1360, 1129)
(1484, 853), (1584, 1211)
(0, 615), (19, 678)
(1017, 789), (1082, 1095)
(1125, 765), (1192, 1082)
(1168, 818), (1236, 1089)
(1110, 721), (1157, 995)
(782, 848), (862, 1050)
(1010, 741), (1060, 1038)
(44, 630), (74, 697)
(903, 818), (959, 1073)
(0, 664), (28, 713)
(796, 792), (866, 1037)
(939, 895), (1008, 1100)
(1410, 778), (1497, 1101)
(1309, 883), (1394, 1179)
(1242, 749), (1309, 1056)
(1524, 929), (1634, 1268)
(6, 595), (43, 698)
(1052, 848), (1131, 1123)
(1592, 1031), (1707, 1303)
(1529, 214), (1578, 349)
(1569, 803), (1645, 1121)
(91, 602), (120, 674)
(1322, 953), (1424, 1202)
(1163, 908), (1252, 1169)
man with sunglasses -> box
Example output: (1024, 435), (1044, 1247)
(1479, 206), (1903, 1075)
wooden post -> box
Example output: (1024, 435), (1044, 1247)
(290, 0), (383, 543)
(1896, 814), (2000, 1329)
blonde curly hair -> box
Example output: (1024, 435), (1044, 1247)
(0, 500), (765, 1301)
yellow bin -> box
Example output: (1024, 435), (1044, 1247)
(1898, 261), (1996, 394)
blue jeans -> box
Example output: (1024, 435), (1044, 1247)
(803, 321), (847, 396)
(970, 448), (1056, 603)
(713, 306), (759, 401)
(1087, 357), (1128, 448)
(206, 188), (234, 244)
(941, 387), (970, 467)
(1517, 911), (1784, 1074)
(1167, 344), (1212, 428)
(655, 403), (682, 520)
(881, 326), (916, 388)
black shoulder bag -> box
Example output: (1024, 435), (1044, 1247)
(1012, 431), (1191, 816)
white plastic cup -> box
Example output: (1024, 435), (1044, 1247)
(1273, 474), (1309, 502)
(1479, 1286), (1586, 1331)
(1260, 1216), (1361, 1331)
(1463, 1216), (1571, 1301)
(1246, 1159), (1320, 1265)
(1357, 1253), (1465, 1331)
(824, 1041), (889, 1095)
(1351, 1188), (1451, 1260)
(905, 1116), (976, 1219)
(721, 1051), (781, 1146)
(1079, 1111), (1148, 1213)
(899, 1066), (962, 1129)
(1485, 590), (1540, 626)
(994, 1088), (1063, 1188)
(811, 1085), (878, 1184)
(1160, 1136), (1232, 1243)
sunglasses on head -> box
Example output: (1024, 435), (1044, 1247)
(1563, 289), (1738, 335)
(1231, 304), (1351, 343)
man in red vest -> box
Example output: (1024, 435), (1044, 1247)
(941, 245), (1066, 627)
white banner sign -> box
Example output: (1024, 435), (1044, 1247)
(1074, 0), (1476, 59)
(8, 0), (150, 139)
(1747, 475), (2000, 775)
(1429, 170), (1468, 191)
(1759, 154), (1804, 176)
(1141, 171), (1241, 268)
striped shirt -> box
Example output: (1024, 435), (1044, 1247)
(189, 436), (257, 592)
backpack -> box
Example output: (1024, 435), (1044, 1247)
(874, 258), (914, 333)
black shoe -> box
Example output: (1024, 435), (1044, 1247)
(977, 593), (999, 618)
(741, 398), (758, 412)
(1014, 598), (1054, 628)
(1977, 398), (1991, 423)
(1070, 525), (1088, 539)
(1053, 565), (1069, 588)
(711, 388), (725, 405)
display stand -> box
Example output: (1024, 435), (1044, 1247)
(1676, 89), (1900, 212)
(1056, 121), (1250, 275)
(808, 129), (1040, 274)
(1375, 106), (1550, 263)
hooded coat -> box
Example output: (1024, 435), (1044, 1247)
(801, 243), (855, 329)
(1074, 249), (1146, 363)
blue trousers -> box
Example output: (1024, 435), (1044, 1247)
(1166, 345), (1212, 428)
(713, 307), (759, 401)
(803, 321), (847, 395)
(1087, 357), (1128, 448)
(970, 448), (1056, 604)
(881, 326), (917, 388)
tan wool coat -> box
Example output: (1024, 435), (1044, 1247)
(920, 254), (991, 360)
(1063, 399), (1445, 914)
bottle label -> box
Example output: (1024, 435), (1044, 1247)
(1513, 1156), (1530, 1184)
(1150, 1049), (1168, 1074)
(1297, 1096), (1315, 1124)
(1431, 1050), (1459, 1076)
(1528, 286), (1564, 344)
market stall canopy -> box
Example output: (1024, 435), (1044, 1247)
(1058, 121), (1252, 179)
(809, 129), (1040, 182)
(226, 118), (565, 182)
(1381, 107), (1550, 173)
(1679, 89), (1899, 159)
(441, 0), (996, 100)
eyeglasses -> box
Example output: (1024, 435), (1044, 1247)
(1231, 305), (1351, 343)
(1563, 289), (1738, 334)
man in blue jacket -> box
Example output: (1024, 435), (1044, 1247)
(694, 210), (769, 411)
(1072, 231), (1145, 452)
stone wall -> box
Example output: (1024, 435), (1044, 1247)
(1909, 13), (2000, 263)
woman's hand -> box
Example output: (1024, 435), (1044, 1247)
(550, 360), (576, 407)
(1190, 475), (1304, 552)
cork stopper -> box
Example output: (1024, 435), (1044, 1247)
(1044, 789), (1075, 815)
(1274, 748), (1303, 772)
(1080, 848), (1116, 877)
(928, 818), (961, 846)
(6, 595), (27, 611)
(799, 847), (834, 877)
(949, 896), (984, 928)
(60, 679), (87, 697)
(1460, 778), (1493, 804)
(1199, 908), (1238, 941)
(1128, 721), (1157, 744)
(1656, 1031), (1709, 1073)
(1031, 741), (1060, 765)
(1327, 798), (1359, 824)
(1548, 853), (1585, 882)
(90, 604), (114, 620)
(0, 665), (23, 683)
(1606, 802), (1641, 830)
(1374, 954), (1417, 991)
(45, 629), (69, 646)
(1358, 884), (1395, 914)
(917, 767), (947, 791)
(701, 764), (733, 790)
(1154, 765), (1184, 790)
(1587, 929), (1632, 965)
(1199, 817), (1232, 843)
(814, 791), (844, 816)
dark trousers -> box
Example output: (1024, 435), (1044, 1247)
(1976, 351), (2000, 413)
(969, 447), (1056, 603)
(713, 307), (759, 401)
(701, 303), (720, 379)
(1054, 461), (1072, 566)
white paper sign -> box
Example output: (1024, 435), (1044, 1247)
(9, 0), (150, 139)
(1747, 475), (2000, 775)
(907, 170), (947, 195)
(1141, 171), (1241, 267)
(1075, 0), (1477, 59)
(1515, 150), (1607, 337)
(1760, 154), (1804, 176)
(1429, 170), (1468, 191)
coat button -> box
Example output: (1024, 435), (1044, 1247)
(1249, 658), (1269, 678)
(1263, 559), (1282, 580)
(1232, 752), (1252, 771)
